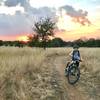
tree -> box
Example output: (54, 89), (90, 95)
(33, 18), (56, 49)
(28, 34), (40, 47)
(74, 39), (84, 47)
(50, 38), (65, 47)
(0, 40), (3, 46)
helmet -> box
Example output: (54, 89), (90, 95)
(73, 44), (79, 49)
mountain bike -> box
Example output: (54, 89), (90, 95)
(65, 60), (82, 85)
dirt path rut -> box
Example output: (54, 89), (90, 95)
(50, 55), (90, 100)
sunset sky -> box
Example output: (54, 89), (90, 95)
(0, 0), (100, 41)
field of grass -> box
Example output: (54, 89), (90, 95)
(0, 47), (100, 100)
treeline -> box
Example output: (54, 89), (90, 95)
(0, 38), (66, 47)
(0, 40), (25, 47)
(74, 38), (100, 47)
(0, 38), (100, 47)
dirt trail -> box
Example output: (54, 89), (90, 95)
(50, 55), (90, 100)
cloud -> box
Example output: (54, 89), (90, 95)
(4, 0), (33, 13)
(0, 9), (56, 35)
(59, 5), (91, 26)
(5, 0), (20, 7)
(0, 8), (55, 35)
(0, 0), (92, 40)
(0, 0), (56, 36)
(0, 0), (4, 5)
(91, 0), (100, 5)
(0, 12), (33, 35)
(4, 0), (29, 7)
(4, 0), (56, 18)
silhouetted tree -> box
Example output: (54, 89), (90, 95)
(33, 18), (56, 49)
(0, 40), (3, 46)
(50, 38), (65, 47)
(28, 34), (40, 47)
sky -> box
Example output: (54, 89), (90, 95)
(0, 0), (100, 41)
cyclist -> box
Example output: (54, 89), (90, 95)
(71, 44), (81, 66)
(65, 44), (81, 76)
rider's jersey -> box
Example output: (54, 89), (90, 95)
(72, 50), (80, 61)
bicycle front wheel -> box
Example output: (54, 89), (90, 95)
(68, 66), (80, 85)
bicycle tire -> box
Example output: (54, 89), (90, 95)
(67, 66), (80, 85)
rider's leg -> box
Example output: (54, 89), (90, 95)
(76, 61), (79, 67)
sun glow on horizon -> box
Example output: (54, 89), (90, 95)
(17, 35), (29, 43)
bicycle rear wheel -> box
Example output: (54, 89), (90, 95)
(68, 66), (80, 85)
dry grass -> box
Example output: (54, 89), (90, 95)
(0, 47), (55, 100)
(79, 48), (100, 73)
(0, 47), (100, 100)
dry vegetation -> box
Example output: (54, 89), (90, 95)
(78, 48), (100, 100)
(0, 47), (100, 100)
(0, 47), (55, 100)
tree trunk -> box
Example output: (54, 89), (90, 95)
(42, 36), (47, 50)
(42, 40), (46, 50)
